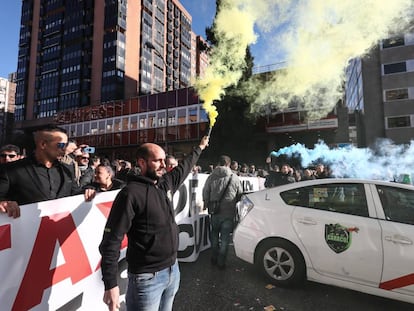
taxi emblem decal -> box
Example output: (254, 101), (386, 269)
(325, 223), (352, 254)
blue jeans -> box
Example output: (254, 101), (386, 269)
(126, 261), (180, 311)
(210, 214), (234, 267)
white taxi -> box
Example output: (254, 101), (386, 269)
(233, 178), (414, 304)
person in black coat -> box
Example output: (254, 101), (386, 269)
(0, 126), (94, 218)
(84, 164), (125, 192)
(99, 136), (209, 311)
(264, 163), (296, 188)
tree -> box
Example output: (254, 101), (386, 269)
(202, 1), (262, 164)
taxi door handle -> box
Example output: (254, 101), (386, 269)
(384, 235), (413, 245)
(297, 218), (317, 225)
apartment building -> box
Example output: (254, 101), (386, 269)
(15, 0), (193, 129)
(345, 30), (414, 147)
(0, 76), (16, 144)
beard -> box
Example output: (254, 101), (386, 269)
(145, 167), (161, 182)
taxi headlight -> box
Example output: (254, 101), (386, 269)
(237, 195), (254, 221)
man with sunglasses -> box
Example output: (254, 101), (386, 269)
(0, 125), (95, 218)
(0, 144), (22, 164)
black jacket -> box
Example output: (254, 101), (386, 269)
(0, 157), (81, 205)
(84, 178), (126, 192)
(99, 146), (202, 290)
(264, 171), (296, 188)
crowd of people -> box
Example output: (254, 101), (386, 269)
(0, 135), (331, 206)
(198, 157), (331, 189)
(0, 130), (128, 218)
(0, 126), (335, 311)
(0, 125), (210, 311)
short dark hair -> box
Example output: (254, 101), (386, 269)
(33, 125), (68, 144)
(35, 125), (67, 134)
(218, 155), (231, 166)
(90, 155), (100, 163)
(136, 144), (151, 161)
(0, 144), (20, 155)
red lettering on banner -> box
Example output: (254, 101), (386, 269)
(0, 224), (11, 251)
(12, 212), (92, 311)
(96, 201), (114, 218)
(96, 201), (128, 249)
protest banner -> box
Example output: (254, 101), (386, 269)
(0, 174), (262, 310)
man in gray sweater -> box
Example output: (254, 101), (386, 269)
(203, 155), (243, 269)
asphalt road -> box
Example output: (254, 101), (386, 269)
(173, 244), (413, 311)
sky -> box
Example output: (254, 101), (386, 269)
(0, 2), (21, 78)
(0, 1), (268, 78)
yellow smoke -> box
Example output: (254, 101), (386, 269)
(196, 0), (414, 124)
(250, 0), (414, 119)
(195, 0), (257, 127)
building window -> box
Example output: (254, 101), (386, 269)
(387, 116), (411, 129)
(140, 115), (148, 128)
(107, 119), (113, 132)
(122, 117), (129, 131)
(383, 62), (406, 74)
(149, 113), (157, 127)
(76, 124), (82, 136)
(84, 123), (90, 135)
(384, 88), (409, 101)
(91, 122), (98, 134)
(99, 121), (105, 133)
(189, 107), (197, 123)
(382, 37), (405, 49)
(178, 108), (186, 124)
(131, 116), (138, 130)
(200, 107), (208, 122)
(168, 110), (176, 125)
(114, 118), (121, 132)
(157, 111), (166, 126)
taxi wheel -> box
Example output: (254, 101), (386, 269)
(256, 239), (306, 287)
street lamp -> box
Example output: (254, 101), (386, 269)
(144, 41), (169, 152)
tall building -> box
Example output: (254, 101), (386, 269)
(15, 0), (193, 129)
(345, 29), (414, 147)
(194, 35), (210, 79)
(190, 33), (210, 81)
(0, 77), (17, 144)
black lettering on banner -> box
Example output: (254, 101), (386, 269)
(196, 216), (211, 252)
(56, 293), (83, 311)
(177, 216), (211, 259)
(194, 218), (202, 253)
(177, 224), (194, 258)
(242, 180), (253, 193)
(203, 216), (211, 246)
(189, 178), (198, 188)
(189, 178), (198, 217)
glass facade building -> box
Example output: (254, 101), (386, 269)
(15, 0), (193, 126)
(345, 30), (414, 146)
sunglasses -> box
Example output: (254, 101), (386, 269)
(81, 156), (90, 160)
(0, 154), (17, 158)
(56, 142), (68, 150)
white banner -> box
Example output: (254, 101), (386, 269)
(0, 174), (263, 311)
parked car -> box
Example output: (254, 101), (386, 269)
(233, 178), (414, 304)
